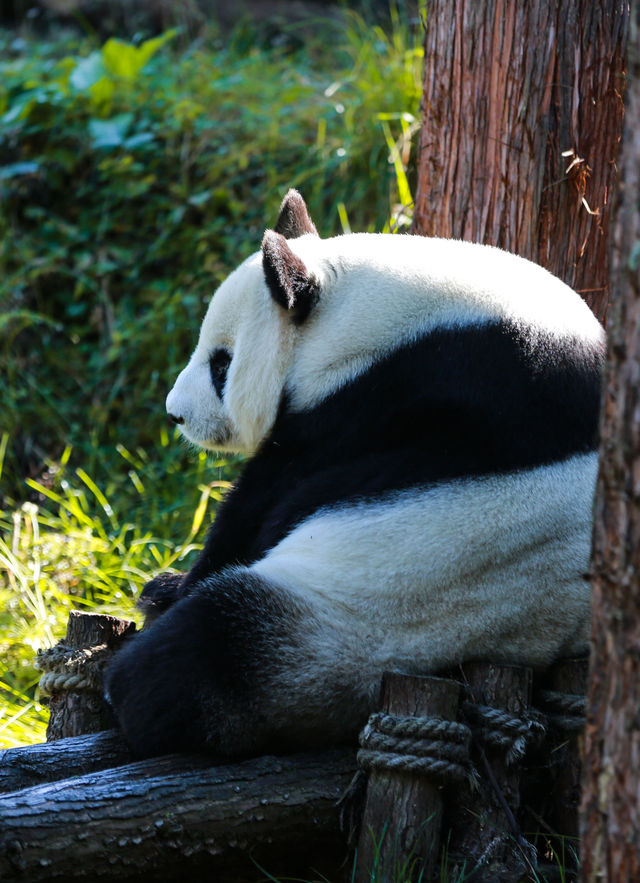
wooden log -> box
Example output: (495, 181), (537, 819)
(0, 730), (132, 794)
(355, 673), (461, 883)
(0, 747), (355, 882)
(44, 610), (136, 741)
(446, 662), (536, 882)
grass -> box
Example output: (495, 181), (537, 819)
(0, 432), (238, 747)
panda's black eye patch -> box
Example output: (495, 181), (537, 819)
(209, 348), (232, 399)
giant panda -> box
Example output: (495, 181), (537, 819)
(105, 190), (605, 759)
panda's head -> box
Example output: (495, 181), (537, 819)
(166, 190), (321, 452)
(166, 189), (605, 456)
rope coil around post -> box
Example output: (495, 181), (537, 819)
(461, 702), (547, 764)
(357, 711), (478, 786)
(536, 689), (586, 732)
(35, 643), (112, 696)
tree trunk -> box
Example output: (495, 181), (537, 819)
(0, 746), (355, 882)
(411, 0), (628, 322)
(580, 4), (640, 880)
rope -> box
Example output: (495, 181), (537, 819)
(357, 711), (478, 786)
(537, 689), (586, 732)
(347, 683), (585, 846)
(461, 702), (546, 764)
(35, 643), (112, 696)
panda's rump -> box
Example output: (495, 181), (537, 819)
(251, 452), (596, 670)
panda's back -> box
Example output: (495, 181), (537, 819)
(294, 233), (602, 337)
(287, 234), (605, 415)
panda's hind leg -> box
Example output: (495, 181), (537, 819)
(104, 567), (329, 758)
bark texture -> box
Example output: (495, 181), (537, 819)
(45, 611), (135, 741)
(0, 730), (132, 794)
(0, 746), (355, 882)
(447, 663), (535, 882)
(580, 5), (640, 880)
(356, 673), (460, 883)
(411, 0), (628, 322)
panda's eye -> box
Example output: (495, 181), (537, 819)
(209, 348), (232, 399)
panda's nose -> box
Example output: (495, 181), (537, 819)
(168, 413), (184, 425)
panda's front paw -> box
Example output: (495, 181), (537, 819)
(137, 572), (187, 626)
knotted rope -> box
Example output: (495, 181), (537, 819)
(536, 689), (586, 732)
(357, 711), (478, 786)
(461, 702), (546, 764)
(35, 643), (112, 696)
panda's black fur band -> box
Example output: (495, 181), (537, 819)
(183, 318), (602, 587)
(105, 191), (604, 759)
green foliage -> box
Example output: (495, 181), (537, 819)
(0, 430), (237, 747)
(0, 10), (422, 747)
(0, 13), (422, 503)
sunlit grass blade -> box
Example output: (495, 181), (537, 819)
(0, 432), (9, 484)
(76, 468), (119, 532)
(24, 479), (95, 530)
(337, 202), (352, 234)
(379, 117), (413, 209)
(190, 485), (212, 537)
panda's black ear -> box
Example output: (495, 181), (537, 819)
(262, 230), (320, 322)
(273, 189), (318, 239)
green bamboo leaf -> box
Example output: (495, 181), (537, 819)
(88, 113), (133, 148)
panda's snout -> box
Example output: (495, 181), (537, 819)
(166, 383), (186, 426)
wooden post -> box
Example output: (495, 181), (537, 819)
(446, 662), (536, 882)
(356, 673), (461, 883)
(521, 657), (588, 871)
(538, 658), (588, 840)
(43, 610), (135, 741)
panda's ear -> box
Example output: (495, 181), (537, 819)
(273, 189), (318, 239)
(262, 230), (320, 322)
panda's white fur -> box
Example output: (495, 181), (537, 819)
(254, 454), (595, 670)
(106, 191), (604, 758)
